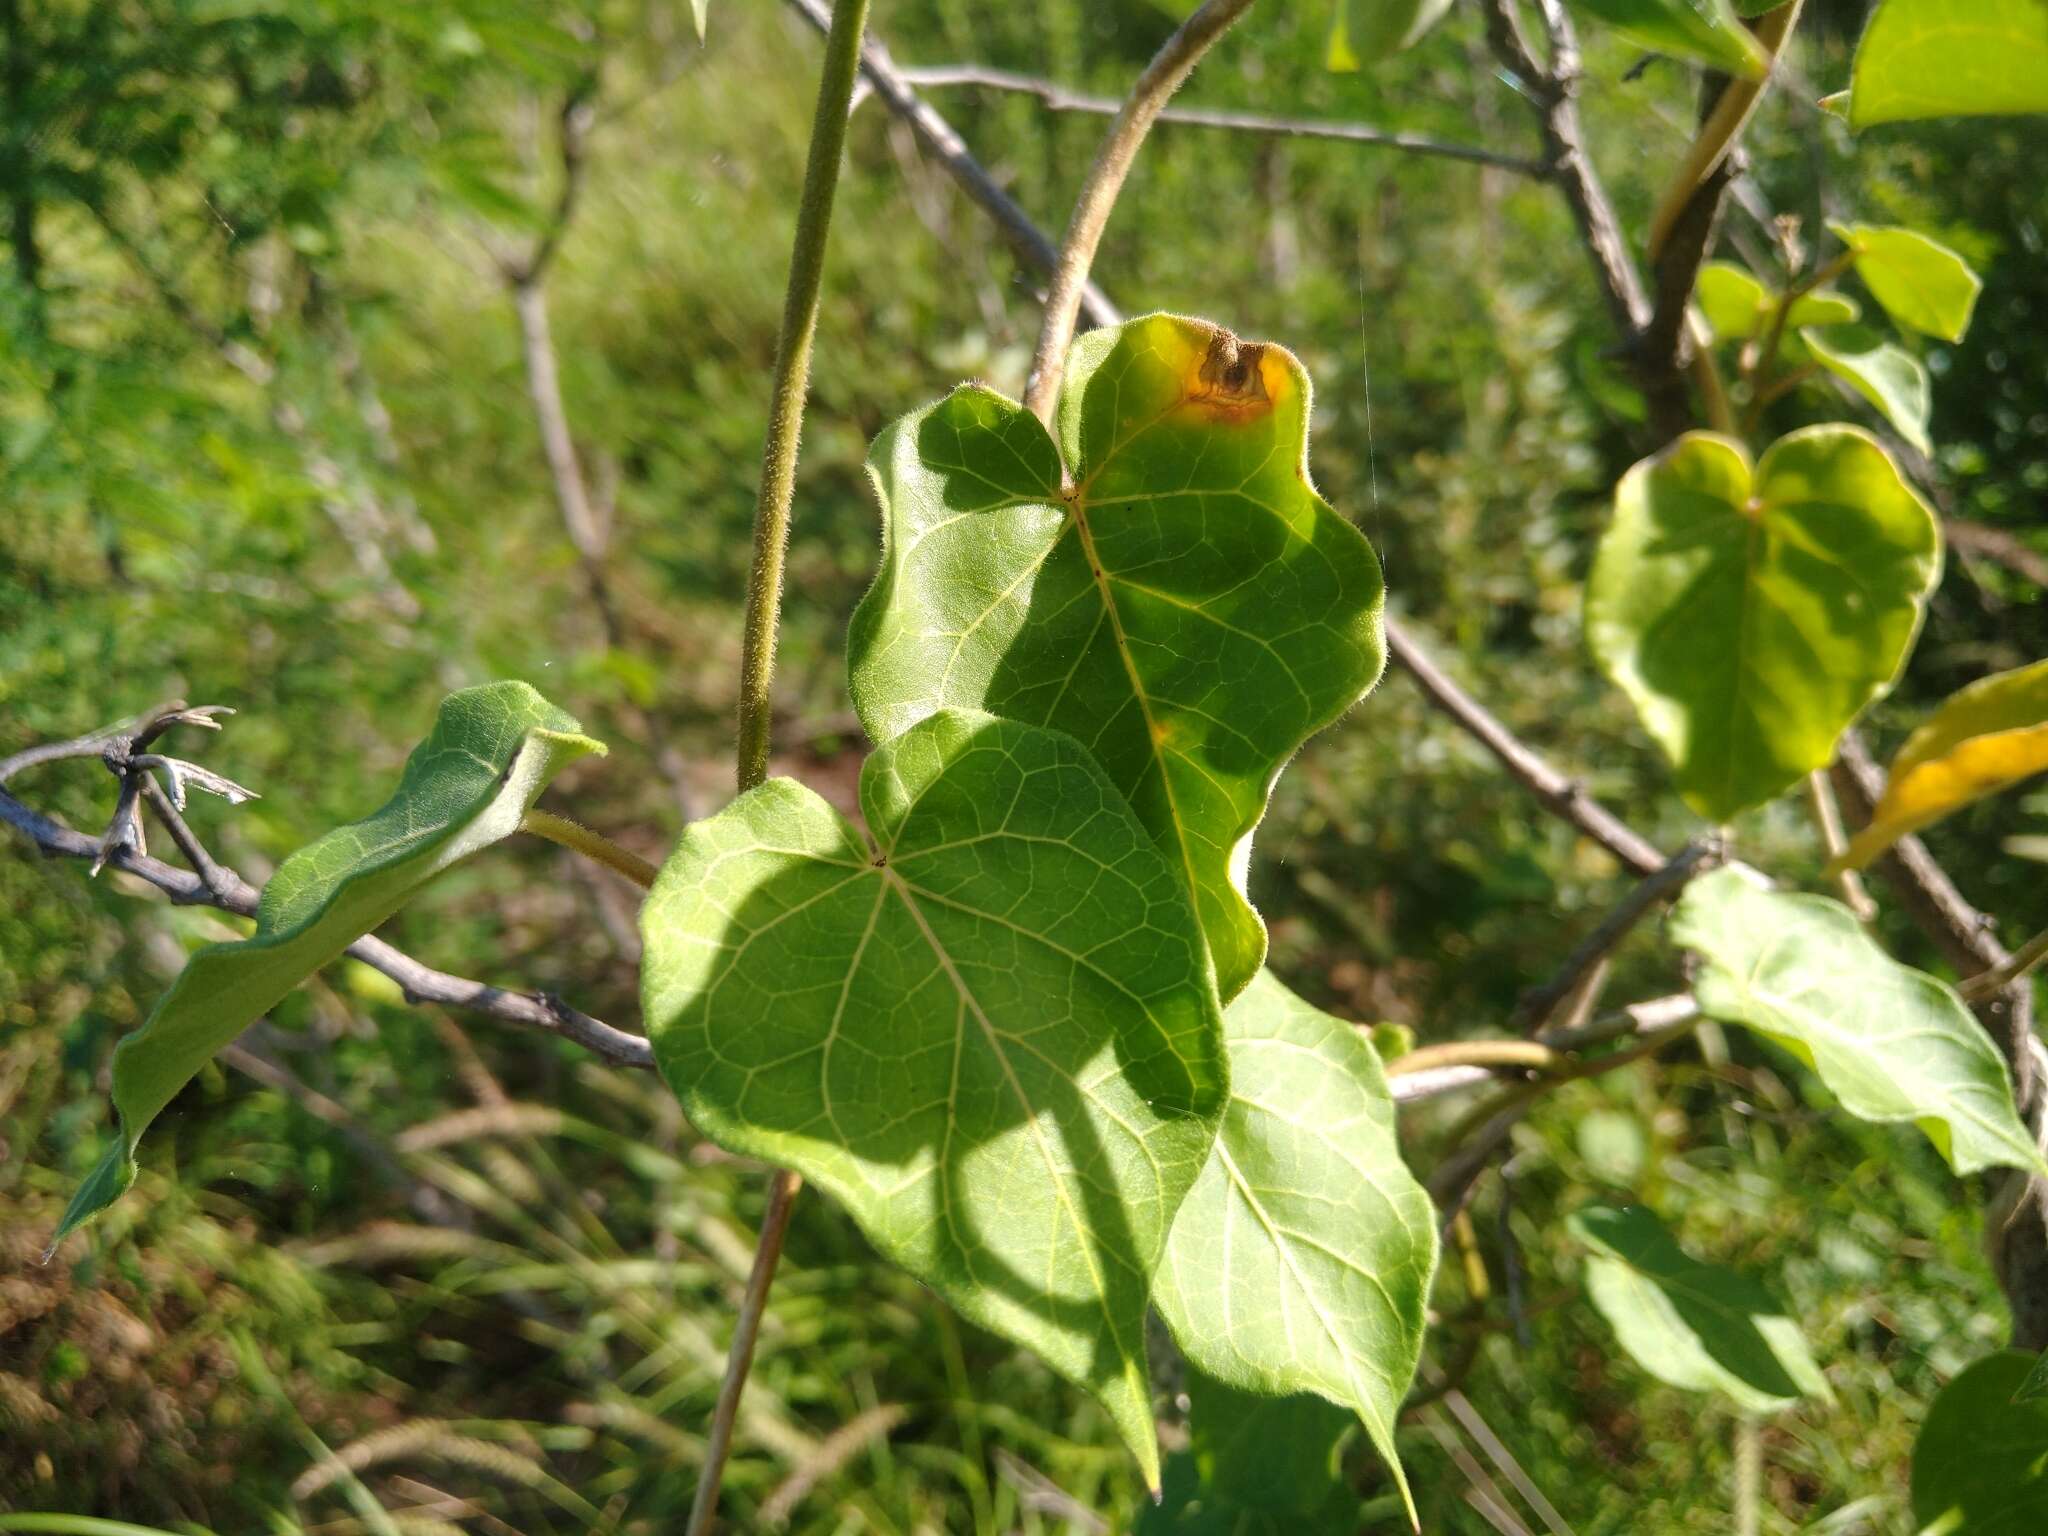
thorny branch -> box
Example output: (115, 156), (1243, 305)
(0, 703), (657, 1073)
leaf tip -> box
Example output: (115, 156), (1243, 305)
(54, 1141), (136, 1248)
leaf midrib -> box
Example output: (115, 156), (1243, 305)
(877, 863), (1148, 1402)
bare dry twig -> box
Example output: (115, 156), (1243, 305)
(0, 706), (656, 1073)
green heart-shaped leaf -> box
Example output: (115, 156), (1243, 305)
(1802, 324), (1933, 455)
(1672, 865), (2045, 1177)
(1586, 426), (1940, 821)
(1828, 220), (1983, 342)
(57, 682), (605, 1242)
(1569, 1203), (1830, 1415)
(1153, 970), (1436, 1524)
(1848, 0), (2048, 128)
(638, 709), (1229, 1488)
(849, 314), (1387, 1003)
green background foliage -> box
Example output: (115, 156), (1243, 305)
(4, 0), (2048, 1530)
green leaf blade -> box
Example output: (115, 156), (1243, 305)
(1586, 427), (1940, 820)
(1913, 1350), (2048, 1534)
(1849, 0), (2048, 128)
(1802, 324), (1933, 456)
(850, 315), (1388, 1002)
(1672, 865), (2045, 1177)
(640, 709), (1230, 1488)
(1572, 0), (1772, 78)
(1828, 221), (1983, 341)
(57, 682), (604, 1242)
(1154, 971), (1437, 1523)
(1325, 0), (1457, 68)
(1569, 1203), (1830, 1414)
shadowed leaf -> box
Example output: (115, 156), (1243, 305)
(1325, 0), (1456, 67)
(1569, 1203), (1829, 1414)
(849, 314), (1386, 1002)
(1138, 1372), (1364, 1534)
(1153, 971), (1437, 1523)
(1802, 324), (1932, 455)
(638, 709), (1229, 1488)
(1913, 1350), (2048, 1533)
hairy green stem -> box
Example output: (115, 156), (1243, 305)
(520, 809), (657, 891)
(732, 0), (872, 797)
(693, 3), (870, 1531)
(1020, 0), (1258, 423)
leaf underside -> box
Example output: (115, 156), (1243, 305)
(1586, 426), (1940, 822)
(1569, 1204), (1829, 1414)
(1672, 866), (2044, 1178)
(1153, 970), (1436, 1525)
(849, 313), (1387, 1002)
(58, 681), (605, 1241)
(638, 709), (1229, 1488)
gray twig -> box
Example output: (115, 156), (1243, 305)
(894, 63), (1549, 177)
(784, 0), (1120, 331)
(0, 711), (656, 1074)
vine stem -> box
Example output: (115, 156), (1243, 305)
(1643, 1), (1805, 263)
(693, 1), (870, 1530)
(1801, 770), (1874, 922)
(1020, 0), (1258, 423)
(520, 809), (657, 890)
(732, 0), (871, 798)
(1963, 926), (2048, 1003)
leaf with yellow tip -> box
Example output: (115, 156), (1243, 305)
(849, 314), (1387, 1003)
(1831, 658), (2048, 873)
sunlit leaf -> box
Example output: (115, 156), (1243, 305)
(1325, 0), (1456, 68)
(1569, 1203), (1830, 1414)
(1697, 261), (1861, 345)
(849, 314), (1387, 1002)
(1571, 0), (1771, 78)
(1828, 221), (1983, 342)
(638, 709), (1229, 1488)
(1832, 658), (2048, 872)
(1153, 971), (1436, 1523)
(57, 683), (605, 1241)
(1672, 865), (2045, 1177)
(1802, 324), (1932, 455)
(1586, 427), (1941, 821)
(1913, 1351), (2048, 1534)
(1848, 0), (2048, 128)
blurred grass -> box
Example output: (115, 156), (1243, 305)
(2, 0), (2045, 1530)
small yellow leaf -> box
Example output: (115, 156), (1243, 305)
(1831, 657), (2048, 873)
